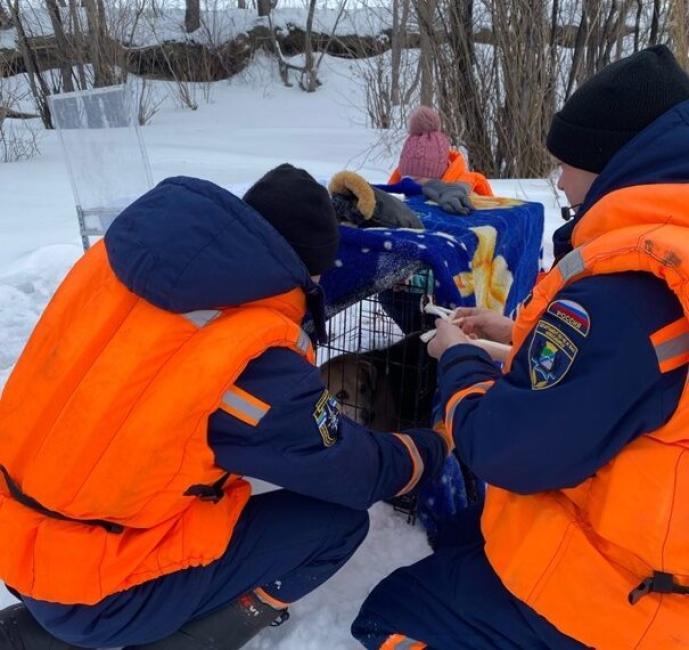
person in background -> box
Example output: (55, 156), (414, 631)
(388, 105), (493, 199)
(377, 106), (490, 332)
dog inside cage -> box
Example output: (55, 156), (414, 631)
(318, 269), (440, 523)
(318, 268), (438, 434)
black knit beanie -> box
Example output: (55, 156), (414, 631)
(547, 45), (689, 173)
(244, 163), (340, 276)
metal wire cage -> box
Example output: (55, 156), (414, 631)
(317, 267), (445, 523)
(317, 267), (438, 434)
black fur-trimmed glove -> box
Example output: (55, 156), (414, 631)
(422, 180), (474, 215)
(329, 171), (424, 230)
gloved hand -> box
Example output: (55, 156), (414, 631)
(422, 180), (474, 215)
(329, 171), (424, 230)
(403, 426), (449, 481)
(417, 454), (485, 550)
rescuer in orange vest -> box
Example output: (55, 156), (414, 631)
(352, 45), (689, 650)
(0, 165), (447, 649)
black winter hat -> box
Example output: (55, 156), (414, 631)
(547, 45), (689, 173)
(243, 163), (340, 276)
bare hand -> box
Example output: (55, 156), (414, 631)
(427, 319), (472, 359)
(454, 307), (513, 344)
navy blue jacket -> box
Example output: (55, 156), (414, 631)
(439, 100), (689, 493)
(105, 176), (445, 511)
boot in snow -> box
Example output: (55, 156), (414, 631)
(127, 591), (288, 650)
(0, 603), (80, 650)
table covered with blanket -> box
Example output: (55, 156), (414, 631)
(320, 192), (544, 319)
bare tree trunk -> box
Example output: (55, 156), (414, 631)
(96, 0), (110, 52)
(6, 0), (52, 127)
(566, 4), (587, 98)
(583, 0), (601, 79)
(82, 0), (102, 84)
(390, 0), (411, 106)
(600, 0), (618, 66)
(390, 0), (409, 106)
(549, 0), (559, 69)
(68, 0), (88, 89)
(432, 0), (493, 173)
(238, 0), (246, 8)
(493, 0), (552, 176)
(257, 0), (272, 17)
(670, 0), (689, 70)
(650, 0), (661, 44)
(547, 0), (560, 129)
(633, 0), (643, 51)
(45, 0), (75, 92)
(416, 0), (435, 106)
(267, 0), (343, 92)
(83, 0), (109, 86)
(613, 0), (634, 59)
(185, 0), (200, 33)
(300, 0), (318, 92)
(0, 3), (11, 28)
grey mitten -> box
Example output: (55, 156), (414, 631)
(371, 186), (423, 229)
(329, 171), (424, 230)
(422, 180), (474, 215)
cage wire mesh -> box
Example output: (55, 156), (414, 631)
(319, 265), (485, 526)
(319, 267), (437, 438)
(318, 268), (439, 523)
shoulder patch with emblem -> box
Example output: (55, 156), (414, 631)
(528, 319), (579, 390)
(313, 390), (340, 447)
(547, 299), (590, 337)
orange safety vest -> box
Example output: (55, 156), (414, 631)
(481, 183), (689, 649)
(0, 241), (314, 605)
(389, 150), (494, 197)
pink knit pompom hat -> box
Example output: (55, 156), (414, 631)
(398, 106), (450, 179)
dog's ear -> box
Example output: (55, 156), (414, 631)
(358, 359), (378, 393)
(320, 354), (347, 376)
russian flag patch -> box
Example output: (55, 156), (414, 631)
(547, 299), (590, 337)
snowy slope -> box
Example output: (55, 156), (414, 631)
(0, 6), (392, 52)
(0, 54), (563, 648)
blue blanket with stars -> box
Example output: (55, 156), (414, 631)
(320, 184), (544, 318)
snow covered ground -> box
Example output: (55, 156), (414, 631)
(0, 54), (563, 648)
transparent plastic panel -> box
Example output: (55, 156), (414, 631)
(48, 84), (153, 243)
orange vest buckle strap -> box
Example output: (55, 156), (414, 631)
(629, 572), (689, 605)
(0, 465), (124, 535)
(183, 471), (232, 504)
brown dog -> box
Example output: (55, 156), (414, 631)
(319, 333), (436, 432)
(319, 354), (397, 431)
